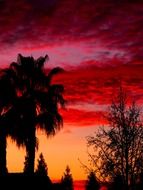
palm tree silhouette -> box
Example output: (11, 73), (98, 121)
(0, 54), (65, 175)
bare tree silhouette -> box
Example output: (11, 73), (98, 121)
(86, 88), (143, 190)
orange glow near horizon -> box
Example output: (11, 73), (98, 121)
(7, 125), (98, 180)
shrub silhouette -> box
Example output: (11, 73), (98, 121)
(35, 153), (48, 176)
(61, 165), (74, 190)
(86, 171), (100, 190)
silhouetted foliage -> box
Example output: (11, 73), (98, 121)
(61, 165), (74, 190)
(23, 154), (29, 174)
(135, 172), (143, 190)
(35, 153), (48, 176)
(86, 88), (143, 190)
(86, 171), (100, 190)
(0, 54), (65, 175)
(109, 174), (124, 190)
(0, 173), (52, 190)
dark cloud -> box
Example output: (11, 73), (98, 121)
(0, 0), (142, 51)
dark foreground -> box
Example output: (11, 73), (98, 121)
(0, 173), (62, 190)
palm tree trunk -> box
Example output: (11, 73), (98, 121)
(23, 98), (37, 175)
(0, 134), (7, 175)
(25, 127), (36, 175)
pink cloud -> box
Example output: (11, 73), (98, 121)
(0, 0), (142, 68)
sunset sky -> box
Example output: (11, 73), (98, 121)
(0, 0), (143, 183)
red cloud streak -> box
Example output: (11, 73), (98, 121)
(53, 61), (143, 127)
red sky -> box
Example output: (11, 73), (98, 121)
(1, 0), (143, 182)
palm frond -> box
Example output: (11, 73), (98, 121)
(0, 74), (16, 107)
(36, 55), (49, 70)
(36, 112), (63, 137)
(46, 67), (64, 84)
(48, 84), (66, 108)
